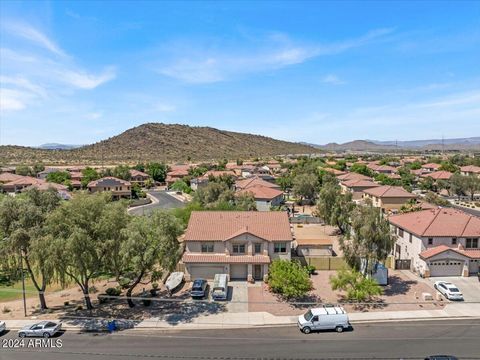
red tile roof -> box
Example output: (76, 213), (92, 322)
(0, 173), (25, 183)
(203, 170), (237, 178)
(374, 165), (397, 173)
(422, 163), (441, 170)
(461, 165), (480, 174)
(167, 169), (189, 177)
(336, 172), (372, 181)
(422, 171), (453, 180)
(389, 208), (480, 237)
(184, 211), (293, 242)
(420, 245), (480, 260)
(129, 169), (149, 177)
(182, 253), (271, 264)
(235, 176), (280, 190)
(363, 185), (416, 198)
(341, 179), (380, 189)
(236, 185), (284, 200)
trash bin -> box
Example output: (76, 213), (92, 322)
(107, 320), (117, 333)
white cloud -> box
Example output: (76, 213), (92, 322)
(156, 28), (394, 84)
(86, 112), (102, 120)
(60, 66), (117, 89)
(3, 22), (67, 57)
(321, 74), (345, 85)
(154, 103), (176, 112)
(0, 23), (116, 112)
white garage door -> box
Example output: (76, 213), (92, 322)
(429, 260), (464, 277)
(230, 264), (248, 280)
(189, 265), (224, 280)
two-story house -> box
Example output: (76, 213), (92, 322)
(129, 169), (151, 187)
(181, 211), (293, 282)
(389, 208), (480, 277)
(362, 185), (416, 213)
(87, 177), (131, 199)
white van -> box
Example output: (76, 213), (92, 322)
(211, 274), (228, 301)
(298, 306), (350, 334)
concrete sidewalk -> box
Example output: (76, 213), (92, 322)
(4, 303), (480, 331)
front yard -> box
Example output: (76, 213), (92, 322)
(248, 270), (444, 316)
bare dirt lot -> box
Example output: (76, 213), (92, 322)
(248, 270), (445, 316)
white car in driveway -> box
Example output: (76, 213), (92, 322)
(0, 321), (6, 334)
(434, 281), (464, 301)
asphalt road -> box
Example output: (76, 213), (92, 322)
(452, 204), (480, 217)
(129, 191), (185, 215)
(1, 320), (479, 359)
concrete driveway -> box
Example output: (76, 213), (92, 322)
(225, 281), (248, 313)
(428, 276), (480, 302)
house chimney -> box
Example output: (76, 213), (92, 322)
(457, 243), (465, 250)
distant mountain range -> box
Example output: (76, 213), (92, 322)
(302, 137), (480, 151)
(38, 143), (82, 150)
(0, 123), (316, 164)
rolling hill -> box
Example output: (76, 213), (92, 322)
(0, 123), (317, 165)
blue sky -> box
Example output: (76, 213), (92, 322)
(0, 1), (479, 147)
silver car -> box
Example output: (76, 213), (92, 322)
(0, 321), (6, 334)
(18, 321), (62, 338)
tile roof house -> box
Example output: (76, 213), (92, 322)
(129, 169), (151, 187)
(340, 179), (380, 200)
(236, 185), (284, 211)
(389, 208), (480, 277)
(460, 165), (480, 176)
(421, 163), (441, 173)
(165, 169), (189, 186)
(87, 177), (131, 199)
(0, 173), (25, 184)
(421, 171), (453, 181)
(181, 211), (293, 282)
(235, 176), (281, 191)
(336, 172), (372, 182)
(362, 185), (416, 213)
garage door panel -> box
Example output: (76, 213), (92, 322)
(189, 265), (224, 280)
(429, 260), (463, 277)
(230, 264), (248, 279)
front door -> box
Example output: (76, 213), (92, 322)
(254, 265), (262, 280)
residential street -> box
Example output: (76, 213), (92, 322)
(1, 320), (479, 359)
(129, 190), (185, 215)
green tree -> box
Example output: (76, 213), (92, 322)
(81, 167), (100, 188)
(32, 163), (45, 175)
(234, 192), (257, 211)
(194, 182), (232, 207)
(146, 163), (168, 183)
(330, 269), (383, 302)
(170, 180), (191, 194)
(349, 163), (374, 177)
(374, 173), (401, 186)
(450, 173), (480, 201)
(316, 182), (354, 235)
(120, 211), (182, 307)
(344, 205), (395, 274)
(46, 171), (71, 184)
(112, 165), (132, 181)
(276, 173), (293, 192)
(424, 191), (450, 207)
(439, 161), (458, 173)
(0, 189), (61, 309)
(267, 260), (312, 299)
(15, 165), (31, 176)
(292, 173), (318, 203)
(47, 193), (129, 310)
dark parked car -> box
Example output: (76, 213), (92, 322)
(425, 356), (459, 360)
(190, 279), (208, 299)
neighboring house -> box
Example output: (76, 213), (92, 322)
(421, 163), (441, 173)
(0, 172), (25, 184)
(236, 185), (284, 211)
(181, 211), (293, 282)
(165, 169), (189, 187)
(373, 165), (397, 174)
(129, 169), (151, 187)
(389, 208), (480, 277)
(36, 168), (58, 180)
(422, 171), (453, 181)
(235, 176), (281, 191)
(362, 185), (416, 213)
(336, 172), (372, 182)
(1, 176), (44, 193)
(293, 224), (338, 257)
(0, 167), (15, 174)
(240, 165), (256, 178)
(460, 165), (480, 177)
(87, 177), (131, 199)
(325, 168), (346, 176)
(190, 170), (237, 191)
(340, 179), (380, 200)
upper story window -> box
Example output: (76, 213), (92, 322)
(254, 243), (262, 254)
(428, 238), (433, 245)
(232, 244), (246, 254)
(451, 238), (457, 245)
(398, 228), (404, 237)
(409, 234), (412, 243)
(274, 242), (287, 253)
(466, 238), (479, 249)
(201, 242), (214, 253)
